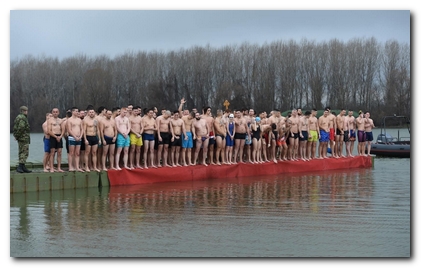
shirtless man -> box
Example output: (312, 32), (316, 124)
(48, 108), (65, 172)
(127, 104), (134, 117)
(99, 109), (117, 170)
(364, 111), (375, 156)
(67, 107), (84, 172)
(345, 110), (356, 157)
(202, 106), (216, 165)
(335, 109), (346, 157)
(156, 110), (172, 167)
(298, 111), (310, 161)
(170, 110), (185, 167)
(213, 109), (227, 165)
(318, 109), (330, 159)
(83, 108), (101, 172)
(326, 107), (337, 158)
(178, 99), (196, 166)
(142, 108), (157, 169)
(356, 111), (367, 156)
(42, 113), (52, 172)
(306, 108), (319, 160)
(114, 107), (131, 170)
(244, 108), (255, 163)
(259, 111), (269, 162)
(233, 110), (249, 163)
(266, 109), (281, 162)
(96, 106), (107, 169)
(192, 112), (209, 166)
(129, 106), (144, 169)
(287, 109), (300, 161)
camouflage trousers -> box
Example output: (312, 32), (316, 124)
(18, 141), (29, 164)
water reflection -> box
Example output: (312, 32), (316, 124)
(11, 168), (374, 232)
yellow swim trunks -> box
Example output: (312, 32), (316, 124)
(130, 133), (143, 146)
(308, 130), (318, 142)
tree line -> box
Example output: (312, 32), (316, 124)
(10, 37), (410, 132)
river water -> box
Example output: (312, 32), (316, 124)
(9, 130), (411, 257)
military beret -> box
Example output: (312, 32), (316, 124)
(20, 106), (28, 111)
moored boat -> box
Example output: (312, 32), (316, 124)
(368, 115), (410, 158)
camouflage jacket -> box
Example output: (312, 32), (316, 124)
(13, 113), (31, 143)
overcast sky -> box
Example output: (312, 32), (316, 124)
(10, 9), (410, 60)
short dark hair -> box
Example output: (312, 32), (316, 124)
(97, 106), (106, 114)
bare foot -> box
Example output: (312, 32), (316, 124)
(102, 168), (108, 171)
(43, 169), (49, 172)
(57, 169), (65, 173)
(76, 169), (85, 172)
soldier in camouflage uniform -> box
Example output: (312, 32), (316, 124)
(13, 106), (31, 173)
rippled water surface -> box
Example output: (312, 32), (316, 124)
(10, 157), (410, 257)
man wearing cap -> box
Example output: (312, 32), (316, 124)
(13, 106), (32, 173)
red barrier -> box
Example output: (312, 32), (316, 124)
(107, 156), (372, 186)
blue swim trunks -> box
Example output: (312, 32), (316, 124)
(43, 136), (50, 152)
(365, 131), (373, 142)
(116, 133), (130, 148)
(68, 135), (82, 146)
(182, 132), (193, 148)
(142, 133), (155, 141)
(319, 130), (330, 142)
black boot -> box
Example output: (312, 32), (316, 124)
(22, 164), (32, 173)
(16, 163), (24, 173)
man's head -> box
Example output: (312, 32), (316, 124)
(20, 106), (28, 114)
(195, 112), (201, 120)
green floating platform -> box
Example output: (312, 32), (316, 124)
(10, 164), (110, 193)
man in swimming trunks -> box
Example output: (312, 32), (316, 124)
(83, 108), (101, 172)
(318, 109), (330, 159)
(113, 107), (131, 170)
(335, 109), (346, 157)
(299, 111), (310, 161)
(266, 109), (281, 162)
(214, 109), (227, 165)
(364, 111), (375, 156)
(67, 107), (84, 172)
(325, 107), (338, 158)
(96, 106), (107, 169)
(170, 110), (185, 167)
(193, 112), (209, 166)
(48, 108), (65, 173)
(42, 112), (52, 172)
(129, 106), (144, 169)
(356, 111), (367, 156)
(202, 106), (216, 165)
(142, 108), (157, 169)
(233, 110), (249, 164)
(99, 109), (117, 170)
(181, 111), (195, 166)
(156, 110), (172, 167)
(307, 108), (320, 160)
(345, 110), (356, 157)
(288, 109), (300, 161)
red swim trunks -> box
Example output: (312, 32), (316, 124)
(329, 128), (335, 141)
